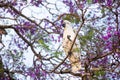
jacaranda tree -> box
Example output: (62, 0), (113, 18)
(0, 0), (120, 80)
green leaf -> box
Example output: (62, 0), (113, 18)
(79, 29), (94, 47)
(38, 39), (50, 51)
(87, 0), (92, 4)
(73, 47), (80, 52)
(75, 18), (80, 24)
(101, 8), (105, 14)
(87, 14), (91, 17)
(63, 15), (80, 24)
(53, 51), (62, 58)
(0, 68), (4, 73)
(79, 36), (87, 46)
(94, 70), (105, 77)
(63, 15), (71, 21)
(87, 29), (94, 40)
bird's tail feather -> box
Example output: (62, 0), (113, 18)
(68, 53), (81, 72)
(71, 61), (81, 72)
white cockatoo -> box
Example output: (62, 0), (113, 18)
(62, 20), (81, 72)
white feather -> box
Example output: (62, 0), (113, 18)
(62, 20), (81, 72)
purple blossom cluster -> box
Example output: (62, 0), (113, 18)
(50, 35), (61, 43)
(15, 21), (36, 35)
(88, 0), (113, 6)
(101, 26), (120, 51)
(45, 20), (63, 43)
(92, 0), (112, 5)
(63, 0), (76, 13)
(30, 0), (42, 7)
(0, 77), (10, 80)
(13, 36), (28, 50)
(26, 64), (47, 79)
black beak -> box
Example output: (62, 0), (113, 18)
(62, 23), (65, 27)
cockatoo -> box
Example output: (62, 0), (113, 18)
(62, 20), (81, 72)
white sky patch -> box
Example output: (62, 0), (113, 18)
(23, 47), (34, 67)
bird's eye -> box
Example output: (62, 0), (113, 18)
(62, 23), (65, 27)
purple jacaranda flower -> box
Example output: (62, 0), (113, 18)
(58, 36), (61, 42)
(102, 32), (112, 40)
(31, 73), (36, 78)
(20, 3), (23, 6)
(51, 35), (54, 41)
(107, 22), (112, 25)
(42, 71), (47, 77)
(107, 17), (111, 20)
(107, 26), (113, 31)
(37, 0), (42, 3)
(30, 0), (42, 7)
(30, 27), (36, 34)
(114, 31), (119, 35)
(101, 0), (106, 3)
(15, 26), (25, 34)
(69, 1), (74, 12)
(63, 0), (75, 13)
(12, 2), (17, 6)
(107, 0), (112, 6)
(60, 33), (63, 37)
(93, 0), (98, 3)
(78, 3), (84, 9)
(27, 71), (36, 78)
(30, 0), (34, 3)
(63, 0), (68, 5)
(13, 49), (17, 53)
(24, 22), (31, 26)
(105, 41), (112, 50)
(7, 9), (14, 15)
(35, 68), (40, 74)
(102, 35), (109, 40)
(18, 44), (21, 49)
(107, 32), (112, 37)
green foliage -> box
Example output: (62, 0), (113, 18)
(63, 15), (80, 24)
(101, 8), (105, 14)
(79, 36), (87, 46)
(0, 62), (4, 74)
(93, 69), (106, 79)
(73, 47), (80, 52)
(38, 39), (50, 51)
(0, 68), (4, 73)
(87, 13), (91, 17)
(52, 51), (62, 58)
(9, 50), (23, 63)
(87, 0), (92, 4)
(87, 29), (94, 40)
(79, 29), (94, 46)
